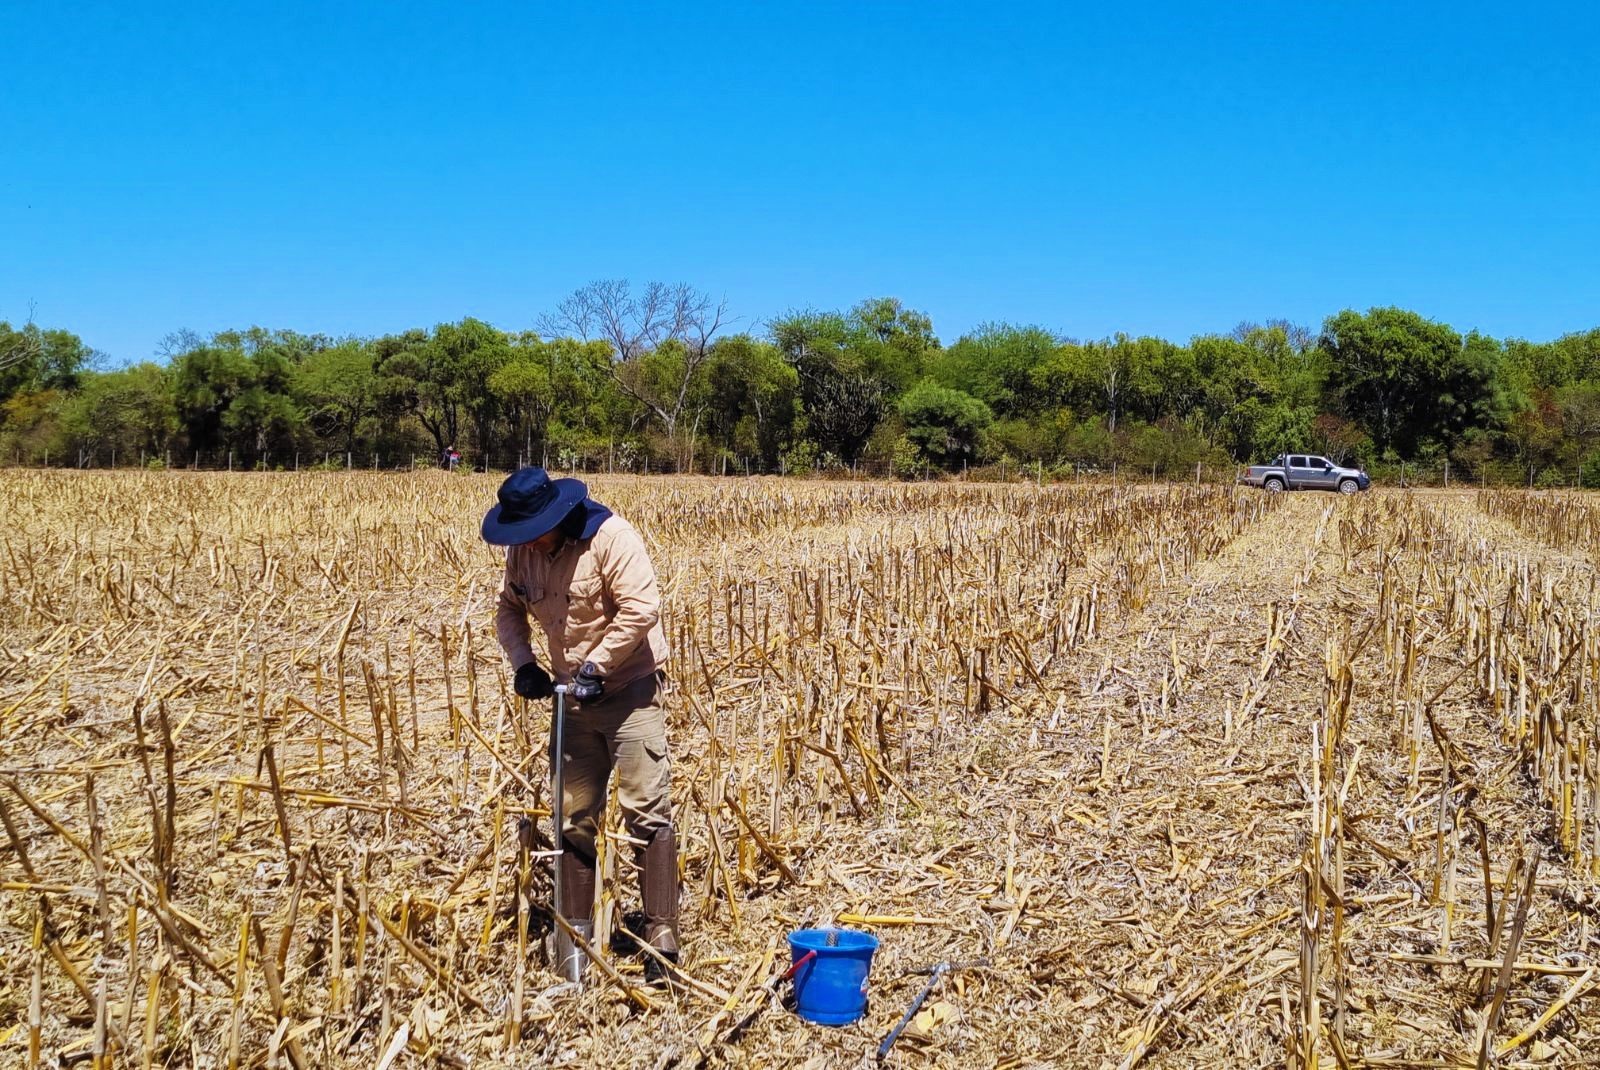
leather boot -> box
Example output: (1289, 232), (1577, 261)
(641, 826), (680, 984)
(557, 843), (596, 980)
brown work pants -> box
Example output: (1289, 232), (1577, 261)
(554, 671), (672, 860)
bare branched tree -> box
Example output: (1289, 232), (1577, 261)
(0, 301), (43, 371)
(1268, 319), (1317, 354)
(1232, 319), (1316, 353)
(542, 280), (730, 447)
(654, 282), (728, 435)
(539, 279), (676, 361)
(156, 328), (205, 361)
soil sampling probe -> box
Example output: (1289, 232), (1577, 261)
(549, 683), (581, 984)
(876, 957), (989, 1062)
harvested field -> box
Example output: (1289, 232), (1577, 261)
(1, 472), (1597, 1068)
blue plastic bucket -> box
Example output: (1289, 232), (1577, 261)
(787, 928), (878, 1026)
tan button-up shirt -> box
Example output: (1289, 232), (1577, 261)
(494, 515), (668, 687)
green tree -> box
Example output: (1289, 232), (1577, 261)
(294, 342), (375, 453)
(700, 334), (799, 467)
(373, 327), (461, 460)
(1032, 338), (1150, 433)
(1236, 323), (1327, 410)
(59, 364), (178, 461)
(1189, 335), (1262, 455)
(898, 380), (993, 468)
(847, 297), (939, 391)
(1320, 308), (1489, 455)
(929, 323), (1057, 416)
(1506, 329), (1600, 391)
(770, 310), (886, 462)
(490, 335), (613, 463)
(171, 344), (258, 453)
(1250, 403), (1319, 460)
(1139, 340), (1201, 425)
(220, 386), (303, 459)
(1559, 381), (1600, 461)
(0, 389), (67, 461)
(0, 319), (93, 406)
(433, 318), (511, 460)
(168, 328), (312, 460)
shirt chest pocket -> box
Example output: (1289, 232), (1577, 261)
(531, 573), (606, 631)
(566, 574), (607, 624)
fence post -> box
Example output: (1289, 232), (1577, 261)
(1443, 459), (1449, 488)
(227, 451), (233, 472)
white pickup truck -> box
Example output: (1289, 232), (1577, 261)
(1239, 453), (1371, 494)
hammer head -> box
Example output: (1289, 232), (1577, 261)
(907, 956), (989, 977)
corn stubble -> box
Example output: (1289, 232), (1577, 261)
(0, 472), (1596, 1067)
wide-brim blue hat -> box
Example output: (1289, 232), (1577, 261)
(481, 467), (588, 546)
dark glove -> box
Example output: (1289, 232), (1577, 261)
(514, 661), (554, 700)
(571, 661), (605, 703)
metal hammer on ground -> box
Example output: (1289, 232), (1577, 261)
(876, 957), (990, 1061)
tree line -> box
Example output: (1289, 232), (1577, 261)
(3, 283), (1598, 482)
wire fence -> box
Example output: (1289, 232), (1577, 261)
(5, 446), (1598, 490)
(1363, 459), (1600, 490)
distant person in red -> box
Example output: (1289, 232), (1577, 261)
(445, 446), (461, 472)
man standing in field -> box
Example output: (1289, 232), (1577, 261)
(482, 467), (679, 982)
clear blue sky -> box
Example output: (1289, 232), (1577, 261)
(5, 1), (1597, 364)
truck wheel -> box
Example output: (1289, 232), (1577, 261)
(1264, 477), (1285, 492)
(1338, 479), (1358, 495)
